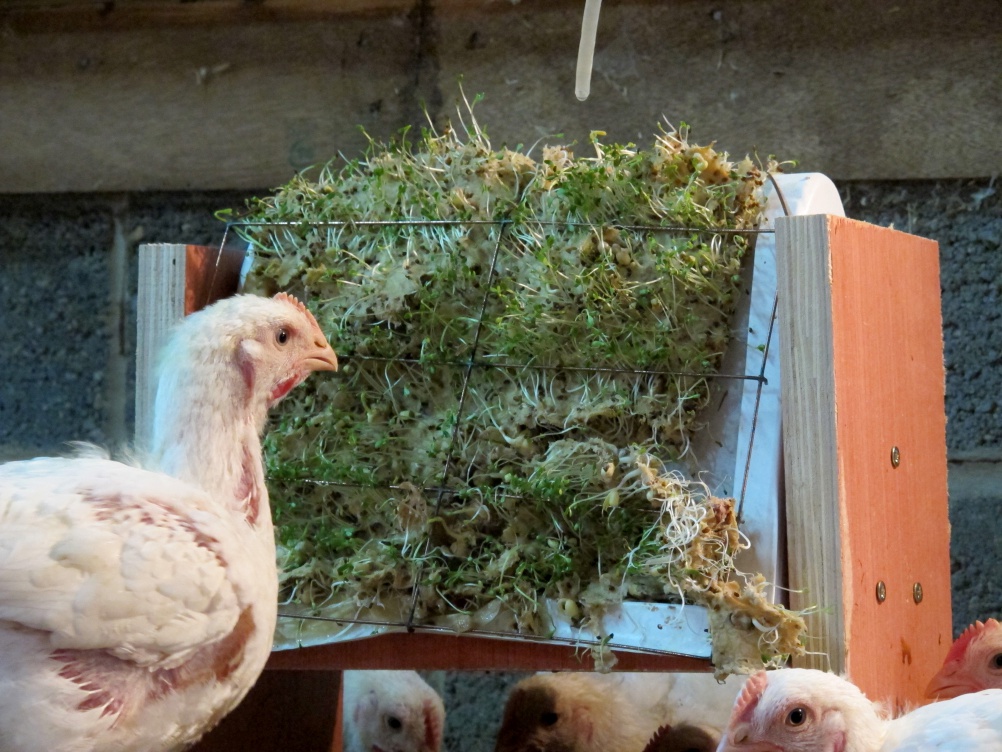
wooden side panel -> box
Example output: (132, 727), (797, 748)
(828, 216), (952, 707)
(135, 243), (244, 450)
(136, 243), (187, 452)
(330, 679), (344, 752)
(190, 670), (340, 752)
(183, 244), (246, 316)
(778, 215), (952, 708)
(776, 215), (844, 673)
(267, 633), (711, 673)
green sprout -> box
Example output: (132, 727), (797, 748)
(230, 102), (806, 675)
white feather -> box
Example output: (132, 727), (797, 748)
(0, 293), (336, 752)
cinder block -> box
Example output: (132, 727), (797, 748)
(0, 197), (114, 456)
(947, 459), (1002, 633)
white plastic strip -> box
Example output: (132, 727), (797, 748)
(575, 0), (602, 101)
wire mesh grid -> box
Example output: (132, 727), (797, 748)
(217, 212), (781, 658)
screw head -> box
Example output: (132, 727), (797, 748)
(913, 582), (923, 604)
(890, 446), (900, 468)
(876, 581), (887, 603)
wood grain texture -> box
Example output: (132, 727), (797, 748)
(266, 632), (713, 672)
(776, 215), (844, 673)
(183, 244), (246, 315)
(1, 0), (413, 31)
(190, 669), (341, 752)
(135, 243), (243, 450)
(135, 243), (187, 452)
(778, 215), (952, 708)
(1, 0), (999, 192)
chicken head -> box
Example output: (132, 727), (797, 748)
(926, 618), (1002, 699)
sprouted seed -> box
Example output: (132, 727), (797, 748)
(226, 98), (807, 675)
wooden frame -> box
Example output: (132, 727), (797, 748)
(777, 214), (952, 708)
(138, 210), (951, 747)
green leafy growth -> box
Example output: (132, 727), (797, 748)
(230, 103), (782, 643)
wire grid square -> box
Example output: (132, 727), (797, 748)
(236, 216), (756, 634)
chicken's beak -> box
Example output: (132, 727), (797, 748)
(304, 338), (339, 373)
(924, 665), (976, 700)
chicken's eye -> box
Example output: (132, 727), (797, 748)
(541, 711), (559, 727)
(786, 707), (808, 726)
(386, 715), (402, 731)
(991, 653), (1002, 669)
(276, 327), (289, 345)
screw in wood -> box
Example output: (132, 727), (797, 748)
(876, 581), (887, 603)
(913, 582), (923, 604)
(890, 446), (900, 468)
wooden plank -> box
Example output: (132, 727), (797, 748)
(135, 243), (244, 450)
(330, 679), (344, 752)
(0, 0), (415, 31)
(1, 0), (999, 192)
(266, 632), (712, 672)
(778, 215), (952, 709)
(184, 244), (246, 315)
(135, 243), (187, 452)
(190, 670), (340, 752)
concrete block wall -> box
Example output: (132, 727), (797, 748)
(0, 182), (999, 751)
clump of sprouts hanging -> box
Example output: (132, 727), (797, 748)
(227, 95), (807, 675)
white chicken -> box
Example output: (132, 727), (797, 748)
(0, 292), (337, 751)
(343, 670), (445, 752)
(926, 618), (1002, 699)
(494, 671), (742, 752)
(716, 668), (1002, 751)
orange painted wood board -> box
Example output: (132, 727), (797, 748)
(777, 214), (952, 708)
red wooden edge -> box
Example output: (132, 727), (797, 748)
(265, 632), (713, 673)
(184, 244), (245, 315)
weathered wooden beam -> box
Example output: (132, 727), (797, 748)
(777, 214), (952, 710)
(1, 0), (999, 191)
(0, 0), (415, 31)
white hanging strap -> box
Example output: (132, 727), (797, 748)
(575, 0), (602, 101)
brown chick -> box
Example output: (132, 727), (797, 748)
(495, 673), (664, 752)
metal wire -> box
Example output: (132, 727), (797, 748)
(736, 175), (789, 520)
(404, 217), (515, 628)
(212, 211), (776, 644)
(276, 610), (704, 660)
(227, 217), (777, 236)
(338, 352), (767, 385)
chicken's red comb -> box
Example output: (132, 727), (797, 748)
(274, 292), (308, 315)
(274, 292), (323, 331)
(641, 724), (673, 752)
(731, 671), (769, 725)
(945, 619), (1000, 663)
